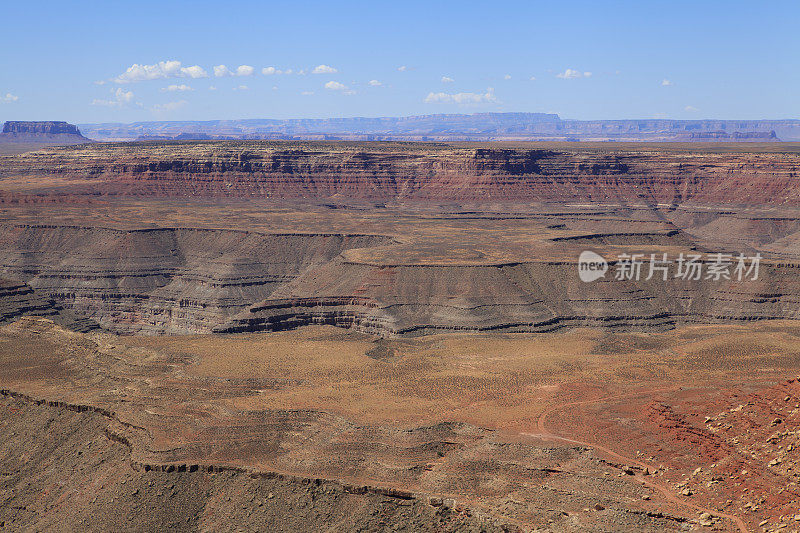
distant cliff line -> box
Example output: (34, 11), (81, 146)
(78, 113), (800, 142)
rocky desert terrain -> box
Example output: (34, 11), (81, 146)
(1, 139), (800, 531)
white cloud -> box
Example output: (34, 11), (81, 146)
(324, 81), (348, 91)
(214, 65), (233, 77)
(213, 64), (255, 77)
(236, 65), (254, 76)
(504, 74), (512, 80)
(301, 91), (315, 96)
(114, 60), (208, 83)
(441, 76), (454, 83)
(312, 64), (338, 74)
(397, 65), (408, 72)
(556, 68), (591, 79)
(368, 79), (382, 86)
(209, 85), (217, 91)
(91, 88), (135, 107)
(529, 76), (537, 81)
(233, 85), (249, 90)
(152, 100), (188, 113)
(180, 65), (207, 79)
(1, 93), (19, 103)
(162, 84), (193, 92)
(684, 105), (699, 112)
(661, 78), (673, 86)
(424, 87), (497, 105)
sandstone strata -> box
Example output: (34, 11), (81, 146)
(1, 141), (799, 335)
(2, 121), (83, 136)
(0, 121), (91, 150)
(2, 141), (799, 205)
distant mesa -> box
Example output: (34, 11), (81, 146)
(3, 121), (82, 136)
(0, 121), (92, 147)
(77, 112), (799, 142)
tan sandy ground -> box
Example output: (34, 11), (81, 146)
(118, 323), (800, 431)
(4, 319), (800, 530)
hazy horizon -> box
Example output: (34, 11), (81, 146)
(68, 113), (800, 127)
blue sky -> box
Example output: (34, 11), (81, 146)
(1, 0), (798, 123)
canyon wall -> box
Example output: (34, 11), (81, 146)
(0, 223), (798, 336)
(0, 225), (391, 334)
(219, 258), (800, 335)
(3, 142), (800, 205)
(2, 141), (800, 335)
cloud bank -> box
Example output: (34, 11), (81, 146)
(312, 64), (337, 74)
(213, 64), (254, 77)
(114, 61), (208, 83)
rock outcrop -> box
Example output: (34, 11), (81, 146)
(2, 121), (82, 136)
(0, 121), (91, 146)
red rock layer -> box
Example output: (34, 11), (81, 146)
(3, 142), (799, 205)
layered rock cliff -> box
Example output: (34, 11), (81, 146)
(2, 141), (800, 335)
(3, 121), (83, 136)
(0, 220), (797, 336)
(0, 120), (91, 147)
(217, 257), (800, 335)
(2, 141), (800, 206)
(0, 225), (392, 334)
